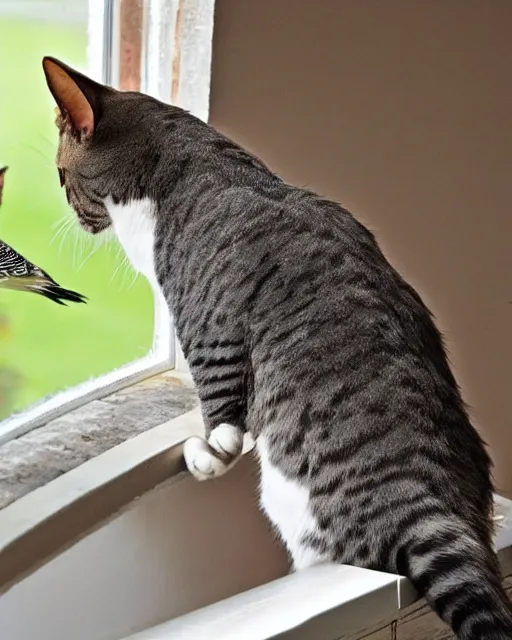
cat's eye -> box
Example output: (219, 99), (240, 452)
(58, 168), (65, 188)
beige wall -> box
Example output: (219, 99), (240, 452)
(209, 1), (512, 493)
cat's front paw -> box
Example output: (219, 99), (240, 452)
(183, 424), (244, 481)
(208, 423), (244, 463)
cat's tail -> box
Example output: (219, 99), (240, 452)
(397, 516), (512, 640)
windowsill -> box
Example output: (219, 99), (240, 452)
(0, 370), (197, 510)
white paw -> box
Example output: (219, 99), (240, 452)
(183, 424), (243, 481)
(208, 423), (244, 462)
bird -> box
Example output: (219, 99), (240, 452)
(0, 166), (87, 306)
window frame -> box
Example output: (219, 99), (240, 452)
(0, 0), (214, 444)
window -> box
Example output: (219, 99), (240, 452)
(0, 0), (214, 442)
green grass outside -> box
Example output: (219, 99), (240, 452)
(0, 18), (153, 417)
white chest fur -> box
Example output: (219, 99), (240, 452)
(257, 436), (326, 571)
(105, 197), (158, 288)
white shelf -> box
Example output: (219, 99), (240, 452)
(122, 564), (415, 640)
(121, 495), (512, 640)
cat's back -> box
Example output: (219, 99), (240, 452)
(233, 186), (475, 443)
(173, 146), (462, 417)
(234, 186), (440, 359)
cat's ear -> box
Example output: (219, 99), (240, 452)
(0, 167), (7, 206)
(42, 57), (109, 141)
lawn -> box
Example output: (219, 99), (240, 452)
(0, 18), (153, 418)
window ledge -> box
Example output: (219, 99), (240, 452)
(0, 371), (197, 511)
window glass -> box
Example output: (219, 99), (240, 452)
(0, 0), (153, 419)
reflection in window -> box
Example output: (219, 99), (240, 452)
(0, 0), (153, 418)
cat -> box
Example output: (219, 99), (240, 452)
(43, 55), (512, 639)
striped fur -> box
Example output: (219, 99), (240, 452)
(44, 58), (512, 639)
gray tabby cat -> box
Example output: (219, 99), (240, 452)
(43, 56), (512, 639)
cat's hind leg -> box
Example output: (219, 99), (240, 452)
(184, 424), (244, 481)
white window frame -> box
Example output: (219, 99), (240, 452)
(0, 0), (214, 444)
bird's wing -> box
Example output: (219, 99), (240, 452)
(0, 241), (55, 283)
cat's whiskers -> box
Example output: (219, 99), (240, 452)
(75, 230), (110, 271)
(50, 215), (75, 253)
(110, 246), (131, 287)
(59, 218), (77, 256)
(50, 213), (72, 236)
(76, 244), (99, 271)
(126, 268), (140, 291)
(78, 230), (89, 269)
(70, 223), (83, 269)
(49, 217), (66, 243)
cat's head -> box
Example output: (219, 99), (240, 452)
(42, 57), (174, 234)
(0, 166), (7, 207)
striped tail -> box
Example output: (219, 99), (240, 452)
(398, 517), (512, 639)
(32, 282), (87, 306)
